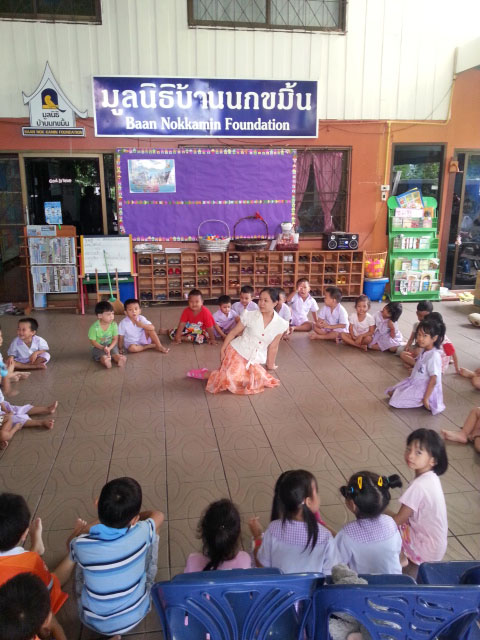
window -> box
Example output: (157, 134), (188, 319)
(0, 0), (101, 23)
(391, 145), (445, 203)
(296, 150), (349, 235)
(188, 0), (346, 32)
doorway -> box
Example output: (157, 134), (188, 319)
(445, 152), (480, 288)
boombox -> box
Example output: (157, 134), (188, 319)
(324, 232), (359, 250)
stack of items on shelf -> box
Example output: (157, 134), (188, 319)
(387, 192), (440, 301)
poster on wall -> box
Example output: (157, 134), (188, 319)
(128, 159), (176, 193)
(116, 148), (296, 241)
(44, 201), (62, 225)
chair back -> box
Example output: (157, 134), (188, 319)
(418, 562), (480, 586)
(152, 569), (323, 640)
(314, 584), (480, 640)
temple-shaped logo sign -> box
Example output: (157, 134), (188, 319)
(22, 62), (87, 136)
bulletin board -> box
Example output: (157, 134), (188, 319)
(115, 148), (296, 241)
(80, 235), (133, 275)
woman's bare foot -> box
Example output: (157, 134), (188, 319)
(441, 429), (468, 443)
(29, 517), (45, 555)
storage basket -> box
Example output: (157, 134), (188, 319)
(197, 219), (231, 252)
(364, 251), (387, 279)
(233, 215), (269, 252)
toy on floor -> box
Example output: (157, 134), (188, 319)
(468, 312), (480, 327)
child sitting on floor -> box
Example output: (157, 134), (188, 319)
(0, 493), (83, 627)
(332, 471), (403, 574)
(88, 301), (126, 369)
(442, 407), (480, 453)
(399, 300), (433, 367)
(212, 295), (238, 339)
(118, 298), (169, 354)
(311, 286), (349, 341)
(70, 477), (164, 636)
(387, 315), (446, 415)
(185, 499), (251, 572)
(341, 294), (375, 350)
(369, 302), (403, 352)
(232, 285), (259, 317)
(274, 288), (292, 323)
(248, 469), (334, 574)
(428, 312), (458, 373)
(287, 278), (318, 332)
(0, 573), (68, 640)
(170, 289), (216, 345)
(7, 318), (50, 371)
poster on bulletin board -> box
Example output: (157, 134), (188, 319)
(115, 148), (296, 241)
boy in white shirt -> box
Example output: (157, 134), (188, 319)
(287, 278), (319, 332)
(232, 285), (259, 318)
(118, 299), (169, 354)
(212, 295), (238, 339)
(311, 286), (349, 341)
(7, 318), (50, 370)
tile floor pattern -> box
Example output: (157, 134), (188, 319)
(1, 300), (480, 638)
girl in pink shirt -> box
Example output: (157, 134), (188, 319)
(390, 429), (448, 579)
(184, 499), (251, 572)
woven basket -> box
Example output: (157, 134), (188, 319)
(365, 251), (387, 279)
(197, 219), (231, 252)
(233, 215), (269, 252)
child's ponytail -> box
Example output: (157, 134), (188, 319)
(276, 469), (319, 553)
(197, 499), (242, 571)
(340, 471), (402, 519)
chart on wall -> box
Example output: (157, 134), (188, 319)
(116, 148), (296, 240)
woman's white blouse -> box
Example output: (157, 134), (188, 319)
(231, 310), (289, 367)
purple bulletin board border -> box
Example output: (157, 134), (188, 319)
(115, 148), (297, 241)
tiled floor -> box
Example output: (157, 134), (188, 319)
(1, 299), (480, 638)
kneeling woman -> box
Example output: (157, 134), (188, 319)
(206, 287), (289, 395)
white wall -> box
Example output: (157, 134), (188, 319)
(1, 0), (479, 121)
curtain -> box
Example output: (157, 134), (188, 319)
(312, 151), (344, 233)
(295, 151), (312, 217)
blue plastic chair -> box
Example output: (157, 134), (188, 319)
(152, 569), (324, 640)
(418, 562), (480, 585)
(314, 584), (480, 640)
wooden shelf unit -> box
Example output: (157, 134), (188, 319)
(137, 251), (225, 302)
(137, 249), (365, 303)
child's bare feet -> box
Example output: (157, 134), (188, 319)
(66, 517), (89, 549)
(361, 344), (368, 351)
(156, 346), (170, 354)
(30, 517), (45, 555)
(42, 418), (55, 429)
(441, 429), (468, 443)
(47, 401), (58, 414)
(100, 355), (112, 369)
(459, 367), (474, 378)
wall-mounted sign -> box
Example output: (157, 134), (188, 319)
(44, 202), (62, 225)
(22, 62), (87, 137)
(93, 77), (318, 138)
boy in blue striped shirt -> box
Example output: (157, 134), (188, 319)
(70, 477), (164, 636)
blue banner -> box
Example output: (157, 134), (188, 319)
(92, 77), (317, 138)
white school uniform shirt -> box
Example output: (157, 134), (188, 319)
(276, 302), (292, 323)
(410, 348), (442, 384)
(231, 300), (259, 316)
(118, 315), (151, 346)
(231, 310), (288, 368)
(7, 335), (49, 364)
(212, 308), (238, 336)
(0, 353), (4, 402)
(289, 293), (319, 326)
(331, 515), (402, 574)
(348, 311), (375, 337)
(258, 519), (335, 574)
(318, 303), (349, 333)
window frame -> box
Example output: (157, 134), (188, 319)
(0, 0), (101, 24)
(187, 0), (346, 33)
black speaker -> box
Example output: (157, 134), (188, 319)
(325, 232), (359, 250)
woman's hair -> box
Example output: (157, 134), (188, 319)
(406, 429), (448, 476)
(340, 471), (402, 519)
(271, 469), (319, 553)
(198, 499), (242, 571)
(384, 302), (402, 322)
(259, 287), (280, 303)
(355, 294), (371, 309)
(416, 315), (445, 348)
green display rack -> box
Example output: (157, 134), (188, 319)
(387, 195), (440, 302)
